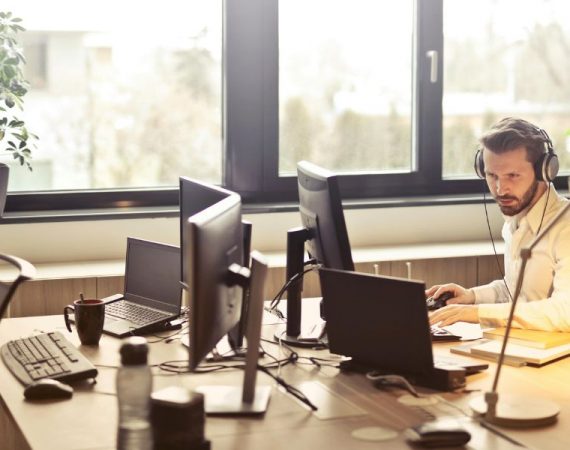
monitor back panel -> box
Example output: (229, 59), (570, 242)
(319, 268), (434, 377)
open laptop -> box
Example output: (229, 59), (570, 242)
(319, 268), (487, 387)
(101, 237), (182, 338)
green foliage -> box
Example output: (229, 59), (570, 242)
(0, 11), (36, 171)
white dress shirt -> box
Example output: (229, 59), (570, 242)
(472, 185), (570, 331)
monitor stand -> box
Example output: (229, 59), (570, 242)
(196, 385), (272, 415)
(272, 227), (328, 347)
(273, 320), (328, 348)
(196, 252), (271, 415)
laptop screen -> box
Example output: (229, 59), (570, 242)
(319, 268), (434, 377)
(124, 238), (182, 314)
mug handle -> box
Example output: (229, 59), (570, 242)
(63, 305), (75, 332)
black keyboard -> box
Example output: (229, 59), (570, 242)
(106, 300), (170, 325)
(430, 325), (461, 342)
(1, 331), (98, 386)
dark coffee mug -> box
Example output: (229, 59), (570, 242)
(63, 299), (105, 345)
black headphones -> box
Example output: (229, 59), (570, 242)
(474, 127), (559, 182)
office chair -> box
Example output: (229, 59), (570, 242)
(0, 253), (36, 321)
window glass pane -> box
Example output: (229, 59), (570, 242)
(2, 0), (222, 192)
(443, 0), (570, 178)
(278, 0), (414, 176)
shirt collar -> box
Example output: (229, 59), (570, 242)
(520, 184), (557, 235)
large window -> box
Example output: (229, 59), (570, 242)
(3, 0), (222, 193)
(2, 0), (568, 214)
(443, 0), (570, 178)
(279, 0), (413, 175)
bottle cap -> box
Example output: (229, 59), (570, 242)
(120, 336), (149, 365)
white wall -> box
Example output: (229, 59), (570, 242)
(0, 202), (504, 264)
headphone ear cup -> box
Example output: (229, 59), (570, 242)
(474, 149), (485, 179)
(535, 152), (559, 182)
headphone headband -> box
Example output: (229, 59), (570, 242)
(474, 126), (559, 182)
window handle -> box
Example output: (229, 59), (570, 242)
(426, 50), (438, 83)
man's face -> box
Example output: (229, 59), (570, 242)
(483, 146), (543, 216)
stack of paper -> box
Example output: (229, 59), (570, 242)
(450, 330), (570, 366)
(469, 340), (570, 366)
(483, 328), (570, 349)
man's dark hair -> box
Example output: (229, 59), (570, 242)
(480, 117), (548, 164)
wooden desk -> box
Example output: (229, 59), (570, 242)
(1, 314), (568, 450)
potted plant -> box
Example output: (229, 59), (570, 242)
(0, 11), (37, 216)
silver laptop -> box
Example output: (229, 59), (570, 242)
(101, 237), (182, 338)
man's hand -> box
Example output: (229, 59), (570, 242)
(425, 283), (475, 305)
(429, 304), (479, 326)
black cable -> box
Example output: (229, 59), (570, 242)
(270, 260), (318, 309)
(483, 179), (552, 303)
(536, 183), (551, 235)
(146, 324), (190, 344)
(483, 185), (514, 302)
(256, 365), (318, 411)
(155, 348), (318, 410)
(266, 260), (320, 317)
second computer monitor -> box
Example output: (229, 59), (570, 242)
(278, 161), (354, 345)
(297, 160), (354, 271)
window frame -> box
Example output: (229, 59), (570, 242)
(3, 0), (568, 215)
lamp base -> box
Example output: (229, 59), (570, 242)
(469, 393), (560, 428)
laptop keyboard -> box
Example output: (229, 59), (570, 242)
(430, 325), (461, 341)
(106, 300), (170, 326)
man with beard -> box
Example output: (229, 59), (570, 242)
(428, 117), (570, 331)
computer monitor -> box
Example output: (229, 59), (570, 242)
(179, 176), (252, 350)
(184, 194), (271, 414)
(277, 160), (354, 346)
(179, 176), (233, 285)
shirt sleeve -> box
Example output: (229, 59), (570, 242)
(472, 280), (510, 304)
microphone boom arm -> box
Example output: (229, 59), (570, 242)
(486, 201), (570, 421)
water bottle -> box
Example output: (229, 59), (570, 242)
(116, 336), (153, 450)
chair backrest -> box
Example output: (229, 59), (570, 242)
(0, 254), (36, 321)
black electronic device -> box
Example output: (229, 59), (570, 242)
(94, 238), (182, 338)
(319, 268), (487, 391)
(185, 193), (244, 369)
(179, 176), (233, 285)
(24, 378), (74, 400)
(184, 194), (271, 414)
(429, 325), (461, 342)
(179, 176), (252, 352)
(277, 160), (354, 347)
(405, 419), (471, 448)
(426, 291), (454, 311)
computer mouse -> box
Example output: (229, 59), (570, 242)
(426, 291), (454, 311)
(24, 378), (74, 400)
(405, 419), (471, 447)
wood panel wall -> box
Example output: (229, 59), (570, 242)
(4, 254), (506, 319)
